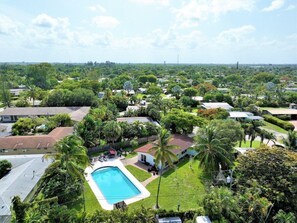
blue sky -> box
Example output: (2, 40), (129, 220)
(0, 0), (296, 63)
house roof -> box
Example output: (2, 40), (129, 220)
(264, 109), (297, 115)
(0, 127), (73, 150)
(0, 154), (52, 217)
(229, 111), (253, 118)
(0, 107), (90, 122)
(135, 134), (194, 156)
(117, 116), (153, 124)
(202, 102), (233, 110)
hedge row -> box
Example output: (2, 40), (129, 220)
(263, 115), (294, 131)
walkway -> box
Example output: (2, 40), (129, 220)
(120, 156), (159, 186)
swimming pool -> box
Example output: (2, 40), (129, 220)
(91, 166), (141, 205)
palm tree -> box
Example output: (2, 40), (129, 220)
(102, 120), (122, 146)
(194, 126), (231, 173)
(45, 135), (89, 180)
(283, 130), (297, 151)
(27, 85), (39, 106)
(258, 129), (276, 145)
(149, 128), (178, 209)
(246, 121), (263, 147)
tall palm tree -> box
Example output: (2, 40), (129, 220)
(45, 135), (89, 180)
(246, 121), (263, 147)
(149, 128), (178, 209)
(194, 126), (231, 173)
(283, 130), (297, 151)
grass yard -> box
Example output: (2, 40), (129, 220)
(128, 159), (207, 211)
(125, 165), (152, 182)
(125, 151), (137, 159)
(263, 121), (287, 134)
(237, 140), (262, 148)
(70, 180), (102, 214)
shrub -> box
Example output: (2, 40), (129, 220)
(263, 115), (294, 131)
(0, 160), (12, 179)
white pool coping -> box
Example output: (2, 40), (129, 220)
(85, 158), (150, 210)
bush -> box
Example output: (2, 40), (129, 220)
(0, 160), (12, 179)
(263, 115), (295, 131)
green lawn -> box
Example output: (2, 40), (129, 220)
(237, 140), (262, 148)
(263, 121), (288, 134)
(125, 152), (137, 159)
(70, 180), (102, 214)
(128, 159), (207, 211)
(125, 165), (152, 182)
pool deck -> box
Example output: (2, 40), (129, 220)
(85, 158), (150, 210)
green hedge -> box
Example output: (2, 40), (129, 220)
(263, 115), (294, 131)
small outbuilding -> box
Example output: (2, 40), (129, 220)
(196, 216), (211, 223)
(157, 216), (182, 223)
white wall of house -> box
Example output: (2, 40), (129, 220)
(137, 148), (197, 169)
(137, 152), (155, 166)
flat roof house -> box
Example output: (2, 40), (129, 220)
(135, 134), (194, 168)
(117, 116), (152, 124)
(0, 127), (74, 155)
(228, 111), (263, 121)
(0, 154), (52, 222)
(202, 102), (233, 111)
(263, 108), (297, 120)
(0, 106), (90, 123)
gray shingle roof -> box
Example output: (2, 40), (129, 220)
(0, 107), (90, 122)
(0, 155), (52, 217)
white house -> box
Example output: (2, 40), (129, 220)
(228, 111), (263, 121)
(135, 134), (195, 168)
(202, 102), (233, 110)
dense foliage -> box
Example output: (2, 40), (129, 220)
(0, 159), (12, 179)
(236, 147), (297, 216)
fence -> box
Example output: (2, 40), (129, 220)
(87, 135), (157, 155)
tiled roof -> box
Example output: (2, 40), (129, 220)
(0, 127), (73, 150)
(135, 134), (194, 156)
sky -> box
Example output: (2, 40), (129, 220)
(0, 0), (296, 64)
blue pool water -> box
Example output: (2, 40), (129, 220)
(91, 166), (141, 204)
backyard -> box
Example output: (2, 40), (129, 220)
(125, 165), (151, 182)
(73, 159), (207, 213)
(128, 158), (207, 211)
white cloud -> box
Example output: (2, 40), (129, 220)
(92, 16), (120, 29)
(0, 15), (21, 35)
(129, 0), (170, 6)
(286, 4), (296, 11)
(33, 14), (69, 29)
(263, 0), (285, 12)
(216, 25), (256, 44)
(172, 0), (255, 28)
(88, 4), (106, 13)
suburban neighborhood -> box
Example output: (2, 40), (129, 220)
(0, 0), (296, 222)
